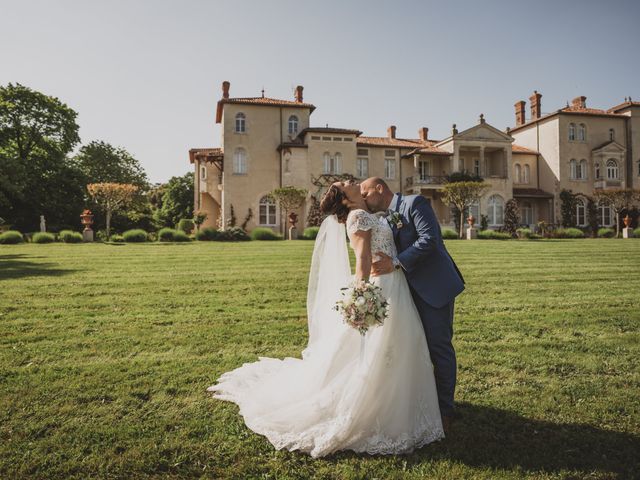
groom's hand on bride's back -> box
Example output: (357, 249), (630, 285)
(371, 252), (394, 276)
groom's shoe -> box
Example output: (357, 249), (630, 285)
(441, 415), (453, 436)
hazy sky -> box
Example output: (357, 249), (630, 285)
(2, 0), (639, 183)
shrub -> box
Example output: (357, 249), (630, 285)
(441, 228), (458, 240)
(477, 230), (511, 240)
(554, 228), (585, 239)
(123, 229), (148, 242)
(251, 227), (282, 240)
(177, 218), (194, 233)
(0, 230), (24, 244)
(516, 227), (531, 239)
(221, 227), (250, 242)
(302, 226), (320, 240)
(597, 227), (615, 238)
(158, 228), (177, 242)
(172, 230), (191, 242)
(59, 230), (83, 243)
(196, 227), (220, 241)
(111, 234), (125, 243)
(634, 227), (640, 237)
(32, 232), (55, 244)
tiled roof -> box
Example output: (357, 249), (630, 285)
(408, 145), (450, 155)
(356, 137), (434, 148)
(216, 97), (316, 123)
(512, 144), (538, 154)
(560, 106), (621, 116)
(189, 147), (223, 164)
(300, 127), (363, 136)
(511, 106), (624, 133)
(513, 188), (554, 198)
(608, 101), (640, 113)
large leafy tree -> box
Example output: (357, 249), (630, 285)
(154, 173), (194, 228)
(73, 140), (148, 188)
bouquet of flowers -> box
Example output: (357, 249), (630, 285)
(334, 280), (390, 335)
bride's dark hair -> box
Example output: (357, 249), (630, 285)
(320, 184), (350, 224)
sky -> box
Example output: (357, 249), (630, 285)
(1, 0), (639, 183)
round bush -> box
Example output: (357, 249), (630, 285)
(555, 228), (585, 239)
(633, 227), (640, 237)
(477, 230), (511, 240)
(172, 230), (191, 242)
(195, 227), (220, 241)
(32, 232), (55, 244)
(0, 230), (24, 244)
(123, 229), (148, 242)
(59, 230), (83, 243)
(516, 227), (532, 239)
(251, 227), (282, 240)
(158, 228), (176, 242)
(597, 227), (615, 238)
(441, 228), (458, 240)
(177, 219), (195, 233)
(302, 227), (320, 240)
(221, 227), (250, 242)
(111, 234), (125, 243)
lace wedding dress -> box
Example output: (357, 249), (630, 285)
(208, 209), (444, 457)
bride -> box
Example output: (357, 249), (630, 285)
(208, 180), (444, 458)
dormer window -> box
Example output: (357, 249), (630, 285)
(288, 115), (299, 135)
(235, 113), (246, 133)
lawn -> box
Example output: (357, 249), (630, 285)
(1, 239), (639, 479)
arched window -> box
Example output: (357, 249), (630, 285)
(514, 163), (521, 183)
(578, 124), (586, 141)
(609, 128), (615, 141)
(568, 123), (576, 141)
(200, 165), (207, 180)
(288, 115), (299, 135)
(259, 195), (276, 226)
(598, 201), (612, 226)
(323, 152), (331, 174)
(235, 113), (246, 133)
(606, 159), (618, 180)
(576, 198), (586, 226)
(523, 164), (530, 184)
(334, 152), (342, 174)
(487, 195), (504, 226)
(233, 148), (247, 174)
(570, 159), (577, 179)
(579, 159), (588, 180)
(521, 201), (533, 225)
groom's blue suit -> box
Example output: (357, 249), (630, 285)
(391, 193), (464, 417)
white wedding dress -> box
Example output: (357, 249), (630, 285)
(208, 210), (444, 457)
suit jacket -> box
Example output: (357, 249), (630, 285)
(392, 193), (465, 309)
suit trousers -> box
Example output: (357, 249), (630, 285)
(408, 284), (456, 417)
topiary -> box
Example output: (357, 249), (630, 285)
(123, 229), (148, 242)
(59, 230), (83, 243)
(172, 230), (191, 242)
(250, 227), (282, 240)
(158, 228), (176, 242)
(302, 226), (320, 240)
(0, 230), (24, 244)
(111, 234), (125, 243)
(633, 227), (640, 237)
(441, 228), (458, 240)
(195, 227), (220, 241)
(177, 219), (194, 233)
(503, 199), (519, 237)
(32, 232), (55, 244)
(597, 227), (615, 238)
(554, 228), (585, 239)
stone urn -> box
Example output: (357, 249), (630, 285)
(467, 215), (475, 227)
(622, 214), (634, 238)
(288, 212), (299, 240)
(623, 215), (631, 228)
(80, 209), (94, 242)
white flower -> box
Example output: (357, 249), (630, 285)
(355, 296), (366, 307)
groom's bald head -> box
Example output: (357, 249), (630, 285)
(361, 177), (394, 213)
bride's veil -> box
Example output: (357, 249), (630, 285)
(303, 214), (351, 358)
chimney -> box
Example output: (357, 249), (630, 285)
(572, 96), (586, 109)
(418, 127), (429, 141)
(514, 100), (526, 126)
(295, 85), (304, 103)
(387, 125), (396, 139)
(222, 81), (230, 99)
(529, 90), (542, 119)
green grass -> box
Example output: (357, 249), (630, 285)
(1, 240), (639, 479)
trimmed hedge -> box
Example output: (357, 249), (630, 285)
(0, 230), (24, 244)
(32, 232), (55, 244)
(634, 227), (640, 237)
(554, 228), (585, 239)
(177, 219), (194, 233)
(195, 227), (250, 242)
(195, 227), (220, 241)
(441, 228), (458, 240)
(301, 227), (320, 240)
(123, 229), (148, 242)
(597, 228), (615, 238)
(478, 230), (511, 240)
(158, 228), (177, 242)
(111, 234), (125, 243)
(251, 228), (282, 240)
(172, 230), (191, 242)
(59, 230), (83, 243)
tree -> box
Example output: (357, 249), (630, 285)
(503, 199), (519, 237)
(440, 181), (489, 239)
(560, 189), (577, 227)
(194, 210), (208, 231)
(594, 188), (640, 238)
(73, 140), (148, 188)
(154, 173), (194, 228)
(87, 183), (138, 240)
(271, 186), (308, 236)
(586, 197), (599, 238)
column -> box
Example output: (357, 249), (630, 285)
(453, 144), (461, 173)
(503, 147), (510, 179)
(479, 146), (485, 177)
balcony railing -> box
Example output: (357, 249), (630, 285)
(594, 179), (622, 189)
(405, 175), (448, 188)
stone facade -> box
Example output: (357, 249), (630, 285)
(190, 83), (639, 232)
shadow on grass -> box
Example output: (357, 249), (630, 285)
(340, 402), (639, 477)
(0, 254), (76, 280)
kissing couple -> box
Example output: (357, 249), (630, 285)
(209, 176), (465, 458)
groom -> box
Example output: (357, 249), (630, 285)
(361, 177), (465, 434)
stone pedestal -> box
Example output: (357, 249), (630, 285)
(288, 226), (298, 240)
(622, 227), (633, 239)
(466, 227), (477, 240)
(83, 229), (94, 242)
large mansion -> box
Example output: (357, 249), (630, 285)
(189, 82), (640, 232)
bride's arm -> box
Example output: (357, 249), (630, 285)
(349, 229), (373, 282)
